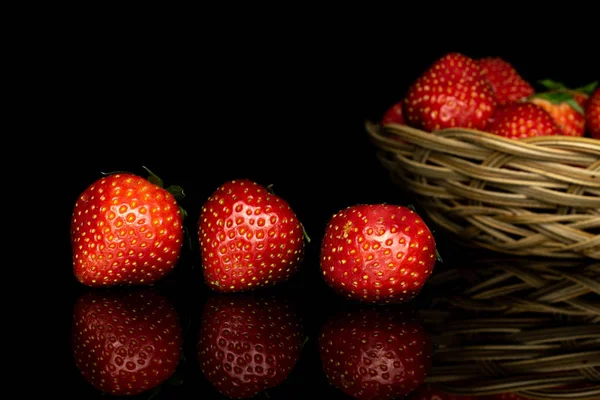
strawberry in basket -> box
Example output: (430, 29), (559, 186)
(403, 52), (496, 132)
(486, 102), (562, 139)
(527, 79), (598, 137)
(586, 86), (600, 139)
(477, 56), (535, 105)
(381, 101), (406, 125)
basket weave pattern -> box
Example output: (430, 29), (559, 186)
(419, 258), (600, 399)
(366, 122), (600, 259)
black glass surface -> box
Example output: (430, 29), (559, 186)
(49, 35), (599, 400)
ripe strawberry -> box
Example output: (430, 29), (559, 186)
(528, 80), (598, 137)
(319, 306), (433, 400)
(586, 87), (600, 139)
(198, 179), (306, 293)
(403, 52), (496, 132)
(72, 288), (182, 396)
(71, 168), (185, 287)
(320, 204), (437, 304)
(381, 101), (406, 125)
(477, 57), (534, 105)
(197, 293), (304, 399)
(486, 102), (562, 139)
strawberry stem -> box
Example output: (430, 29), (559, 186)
(301, 223), (311, 244)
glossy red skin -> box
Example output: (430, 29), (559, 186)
(198, 179), (305, 292)
(530, 96), (586, 136)
(72, 288), (182, 396)
(486, 102), (562, 139)
(319, 307), (433, 400)
(477, 57), (534, 105)
(403, 52), (496, 132)
(320, 204), (437, 304)
(586, 88), (600, 138)
(197, 294), (304, 399)
(71, 173), (184, 287)
(381, 101), (406, 125)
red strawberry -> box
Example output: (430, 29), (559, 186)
(486, 102), (562, 139)
(381, 101), (406, 125)
(319, 306), (433, 399)
(528, 80), (598, 137)
(197, 179), (306, 293)
(403, 52), (496, 132)
(71, 168), (185, 287)
(586, 87), (600, 139)
(320, 204), (437, 304)
(477, 57), (534, 105)
(72, 288), (183, 396)
(410, 384), (479, 399)
(197, 293), (304, 399)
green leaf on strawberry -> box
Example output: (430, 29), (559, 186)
(575, 80), (598, 95)
(531, 91), (585, 114)
(538, 78), (568, 90)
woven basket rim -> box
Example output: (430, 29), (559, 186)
(366, 121), (600, 260)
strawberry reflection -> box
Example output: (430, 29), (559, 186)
(197, 292), (304, 399)
(319, 305), (433, 400)
(72, 287), (182, 396)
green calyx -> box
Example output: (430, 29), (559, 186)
(534, 79), (599, 115)
(539, 79), (598, 94)
(143, 166), (186, 211)
(142, 166), (192, 252)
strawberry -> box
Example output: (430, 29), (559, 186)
(586, 86), (600, 139)
(528, 80), (598, 137)
(319, 306), (433, 399)
(320, 204), (437, 304)
(72, 288), (182, 396)
(197, 293), (304, 398)
(71, 167), (185, 287)
(477, 57), (534, 105)
(486, 102), (562, 139)
(381, 101), (406, 125)
(403, 52), (496, 132)
(197, 179), (306, 293)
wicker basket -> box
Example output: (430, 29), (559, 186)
(418, 257), (600, 399)
(365, 121), (600, 259)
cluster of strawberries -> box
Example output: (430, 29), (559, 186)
(70, 169), (440, 398)
(382, 52), (600, 140)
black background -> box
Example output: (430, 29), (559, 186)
(27, 14), (598, 399)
